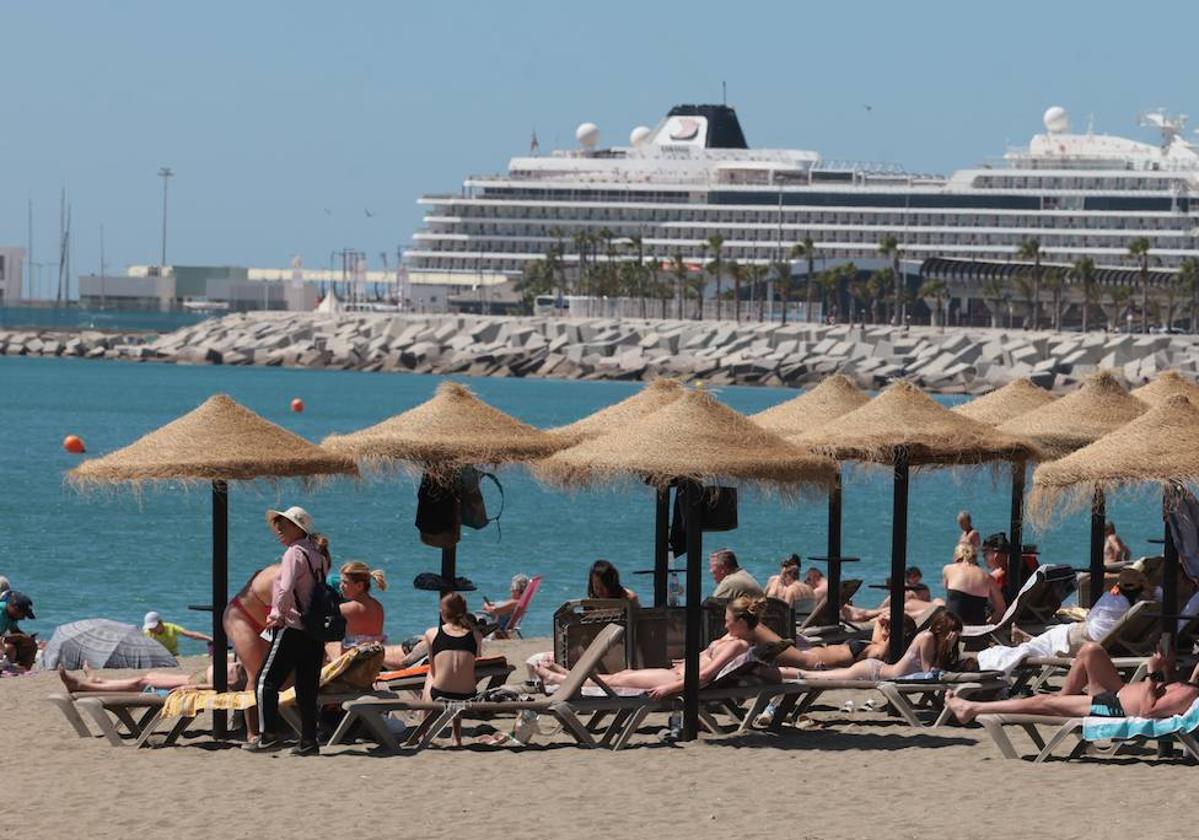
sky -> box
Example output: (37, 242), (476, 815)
(3, 0), (1198, 298)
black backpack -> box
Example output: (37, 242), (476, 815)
(295, 544), (346, 642)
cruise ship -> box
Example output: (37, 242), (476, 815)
(406, 103), (1199, 290)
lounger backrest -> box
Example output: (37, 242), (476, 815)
(556, 623), (625, 700)
(1101, 600), (1161, 656)
(799, 579), (862, 630)
(504, 575), (543, 635)
(986, 564), (1074, 631)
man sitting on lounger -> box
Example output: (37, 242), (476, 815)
(947, 642), (1199, 723)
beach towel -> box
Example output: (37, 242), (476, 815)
(977, 622), (1074, 675)
(1083, 697), (1199, 741)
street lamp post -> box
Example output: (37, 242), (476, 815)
(158, 167), (174, 268)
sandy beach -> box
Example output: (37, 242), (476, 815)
(4, 636), (1194, 840)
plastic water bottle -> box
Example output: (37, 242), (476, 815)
(668, 573), (682, 607)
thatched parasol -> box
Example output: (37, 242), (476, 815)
(794, 380), (1040, 661)
(548, 378), (684, 445)
(952, 378), (1057, 602)
(536, 387), (836, 741)
(953, 378), (1056, 427)
(998, 370), (1147, 605)
(1029, 394), (1199, 643)
(322, 381), (563, 474)
(1131, 370), (1199, 408)
(322, 380), (569, 596)
(67, 394), (357, 737)
(752, 375), (872, 596)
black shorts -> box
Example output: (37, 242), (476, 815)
(1090, 691), (1125, 718)
(430, 687), (475, 702)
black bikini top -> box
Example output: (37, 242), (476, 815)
(431, 625), (478, 657)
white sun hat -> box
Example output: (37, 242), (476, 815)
(265, 505), (316, 535)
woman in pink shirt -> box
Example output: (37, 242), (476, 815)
(246, 506), (328, 757)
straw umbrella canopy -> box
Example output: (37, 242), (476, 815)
(953, 378), (1057, 601)
(1029, 394), (1199, 644)
(752, 374), (871, 598)
(322, 381), (568, 591)
(1131, 371), (1199, 408)
(67, 393), (358, 735)
(547, 378), (685, 607)
(537, 388), (836, 741)
(998, 370), (1148, 605)
(795, 380), (1040, 661)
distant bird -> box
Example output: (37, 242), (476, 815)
(322, 208), (333, 215)
(863, 105), (873, 112)
(364, 209), (375, 218)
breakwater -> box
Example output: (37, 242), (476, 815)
(3, 312), (1197, 393)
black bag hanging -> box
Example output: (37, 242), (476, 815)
(669, 486), (739, 557)
(296, 545), (346, 642)
(459, 466), (505, 534)
(416, 472), (461, 548)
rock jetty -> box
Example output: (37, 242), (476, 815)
(3, 312), (1197, 393)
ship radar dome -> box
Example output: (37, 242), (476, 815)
(629, 125), (651, 147)
(576, 122), (600, 148)
(1043, 106), (1070, 134)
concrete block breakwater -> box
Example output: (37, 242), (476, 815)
(3, 312), (1198, 393)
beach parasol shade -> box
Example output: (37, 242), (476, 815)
(42, 619), (178, 670)
(322, 381), (564, 474)
(1029, 395), (1199, 522)
(68, 393), (359, 486)
(794, 380), (1040, 466)
(952, 378), (1057, 427)
(996, 370), (1146, 461)
(752, 374), (870, 437)
(1131, 370), (1199, 409)
(548, 378), (684, 444)
(535, 387), (838, 493)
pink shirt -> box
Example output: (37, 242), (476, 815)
(268, 537), (327, 631)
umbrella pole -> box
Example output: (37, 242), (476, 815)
(1162, 486), (1180, 649)
(827, 466), (843, 558)
(654, 486), (670, 608)
(888, 449), (910, 664)
(682, 480), (704, 742)
(1007, 460), (1025, 605)
(1089, 487), (1106, 607)
(211, 479), (229, 740)
(441, 545), (457, 596)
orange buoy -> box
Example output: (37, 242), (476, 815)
(290, 398), (305, 413)
(63, 435), (86, 454)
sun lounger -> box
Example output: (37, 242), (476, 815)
(797, 579), (866, 642)
(48, 691), (166, 746)
(329, 624), (629, 752)
(961, 564), (1076, 650)
(376, 656), (515, 693)
(491, 575), (542, 640)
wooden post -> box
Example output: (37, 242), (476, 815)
(211, 480), (229, 739)
(827, 467), (843, 559)
(682, 480), (704, 742)
(1007, 460), (1025, 604)
(654, 486), (671, 608)
(1163, 487), (1180, 648)
(1089, 487), (1106, 607)
(888, 449), (910, 664)
(440, 545), (457, 596)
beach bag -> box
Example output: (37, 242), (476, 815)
(296, 545), (346, 643)
(459, 466), (504, 533)
(416, 473), (461, 548)
(669, 486), (740, 555)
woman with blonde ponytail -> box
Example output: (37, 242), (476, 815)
(336, 560), (388, 652)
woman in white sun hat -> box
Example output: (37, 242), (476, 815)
(246, 505), (330, 757)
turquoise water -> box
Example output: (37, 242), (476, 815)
(1, 356), (1162, 653)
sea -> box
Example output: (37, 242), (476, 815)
(1, 353), (1163, 655)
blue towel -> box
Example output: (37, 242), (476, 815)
(1083, 698), (1199, 741)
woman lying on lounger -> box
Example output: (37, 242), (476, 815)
(58, 661), (247, 694)
(532, 595), (767, 700)
(946, 642), (1199, 723)
(779, 610), (963, 682)
(760, 613), (917, 671)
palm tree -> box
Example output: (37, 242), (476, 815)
(918, 278), (949, 331)
(981, 275), (1006, 328)
(1017, 238), (1042, 330)
(869, 267), (895, 325)
(628, 234), (646, 318)
(727, 259), (744, 322)
(703, 234), (725, 320)
(1013, 272), (1035, 329)
(1127, 237), (1151, 334)
(1070, 257), (1097, 332)
(1041, 268), (1065, 331)
(773, 260), (794, 324)
(746, 264), (768, 322)
(1179, 257), (1199, 334)
(1106, 284), (1133, 332)
(877, 234), (903, 324)
(790, 237), (817, 322)
(671, 253), (689, 320)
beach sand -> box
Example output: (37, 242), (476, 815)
(5, 637), (1193, 840)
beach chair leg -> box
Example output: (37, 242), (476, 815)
(134, 710), (166, 748)
(1175, 731), (1199, 760)
(597, 709), (633, 747)
(612, 706), (654, 751)
(48, 694), (94, 738)
(979, 717), (1021, 760)
(1035, 721), (1082, 763)
(877, 685), (924, 727)
(154, 713), (195, 747)
(415, 707), (460, 750)
(586, 709), (611, 734)
(351, 709), (405, 752)
(1018, 723), (1046, 751)
(110, 706), (142, 736)
(1028, 665), (1057, 693)
(76, 698), (126, 747)
(738, 693), (772, 734)
(697, 707), (723, 735)
(770, 693), (801, 731)
(552, 707), (598, 748)
(792, 688), (823, 718)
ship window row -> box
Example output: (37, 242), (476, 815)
(974, 174), (1187, 191)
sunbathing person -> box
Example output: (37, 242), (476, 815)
(776, 613), (915, 670)
(58, 661), (246, 694)
(841, 575), (942, 623)
(422, 593), (483, 746)
(588, 559), (640, 607)
(533, 596), (766, 700)
(765, 555), (815, 607)
(781, 611), (964, 682)
(332, 561), (388, 659)
(946, 642), (1199, 723)
(943, 543), (1005, 624)
(481, 574), (530, 632)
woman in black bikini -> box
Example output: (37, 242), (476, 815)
(422, 593), (483, 746)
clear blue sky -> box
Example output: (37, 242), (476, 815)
(3, 0), (1196, 298)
